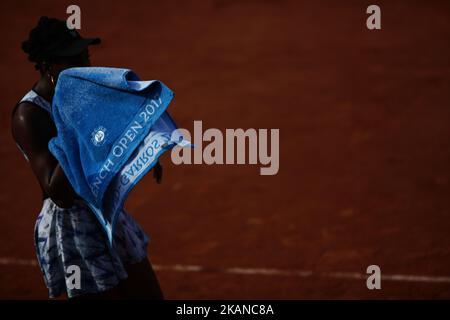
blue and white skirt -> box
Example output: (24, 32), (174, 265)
(34, 198), (149, 299)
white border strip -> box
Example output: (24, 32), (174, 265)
(1, 257), (450, 284)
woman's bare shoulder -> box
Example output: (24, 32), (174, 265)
(12, 101), (50, 123)
(11, 101), (55, 149)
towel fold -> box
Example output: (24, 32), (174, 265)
(48, 67), (189, 245)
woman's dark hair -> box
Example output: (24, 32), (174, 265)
(21, 16), (68, 70)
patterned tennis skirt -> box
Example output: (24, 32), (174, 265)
(34, 198), (149, 299)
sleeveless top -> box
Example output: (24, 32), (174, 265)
(15, 90), (150, 299)
(14, 90), (54, 199)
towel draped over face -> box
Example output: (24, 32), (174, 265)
(49, 67), (189, 245)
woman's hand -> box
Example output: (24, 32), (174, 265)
(153, 161), (163, 184)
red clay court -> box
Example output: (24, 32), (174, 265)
(0, 0), (450, 299)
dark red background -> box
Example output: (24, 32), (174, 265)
(1, 0), (449, 299)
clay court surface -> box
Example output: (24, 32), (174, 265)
(1, 0), (450, 299)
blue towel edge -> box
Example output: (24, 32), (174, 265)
(108, 143), (175, 246)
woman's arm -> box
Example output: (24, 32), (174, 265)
(11, 102), (77, 208)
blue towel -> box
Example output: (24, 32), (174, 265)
(48, 67), (189, 245)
